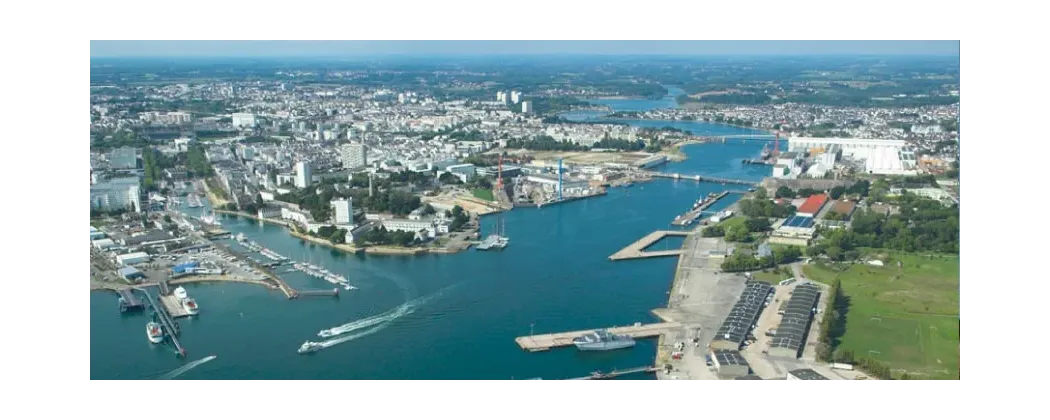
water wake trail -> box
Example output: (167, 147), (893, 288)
(156, 355), (217, 380)
(318, 324), (389, 349)
(317, 282), (462, 338)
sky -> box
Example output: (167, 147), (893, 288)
(90, 41), (959, 58)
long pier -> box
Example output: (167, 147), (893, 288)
(609, 230), (690, 261)
(566, 366), (659, 380)
(672, 191), (731, 226)
(135, 288), (186, 357)
(515, 322), (681, 352)
(642, 171), (757, 186)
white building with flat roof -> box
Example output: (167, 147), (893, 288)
(232, 113), (256, 129)
(787, 137), (917, 175)
(90, 176), (142, 212)
(445, 163), (477, 182)
(330, 198), (353, 226)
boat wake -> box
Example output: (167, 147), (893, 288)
(317, 283), (461, 339)
(156, 355), (217, 380)
(318, 323), (389, 349)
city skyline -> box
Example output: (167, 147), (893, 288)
(90, 40), (960, 58)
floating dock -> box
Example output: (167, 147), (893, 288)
(672, 191), (730, 226)
(117, 288), (144, 312)
(159, 295), (192, 318)
(608, 231), (690, 261)
(515, 322), (681, 352)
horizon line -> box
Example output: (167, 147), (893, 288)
(91, 52), (961, 59)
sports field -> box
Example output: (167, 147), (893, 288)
(803, 251), (960, 379)
(472, 188), (494, 201)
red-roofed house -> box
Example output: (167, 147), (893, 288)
(796, 194), (829, 218)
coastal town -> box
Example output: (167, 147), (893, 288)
(90, 50), (960, 381)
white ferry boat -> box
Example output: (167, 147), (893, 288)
(182, 297), (199, 315)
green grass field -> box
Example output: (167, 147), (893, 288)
(472, 188), (494, 201)
(803, 251), (959, 379)
(751, 270), (791, 284)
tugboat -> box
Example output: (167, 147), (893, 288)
(146, 322), (165, 344)
(298, 341), (324, 354)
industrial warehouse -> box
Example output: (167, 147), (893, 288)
(768, 283), (822, 359)
(711, 281), (774, 350)
(785, 137), (919, 176)
(708, 349), (752, 379)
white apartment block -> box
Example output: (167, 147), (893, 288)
(340, 143), (368, 169)
(295, 161), (312, 189)
(90, 177), (142, 212)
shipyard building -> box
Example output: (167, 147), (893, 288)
(787, 137), (918, 175)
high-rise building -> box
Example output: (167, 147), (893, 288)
(295, 161), (312, 188)
(232, 113), (256, 129)
(340, 143), (368, 169)
(496, 91), (505, 102)
(511, 90), (522, 104)
(521, 101), (533, 114)
(90, 177), (142, 213)
(330, 198), (353, 226)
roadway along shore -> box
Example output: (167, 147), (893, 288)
(213, 209), (473, 256)
(91, 275), (283, 294)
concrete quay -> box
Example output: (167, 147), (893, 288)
(652, 232), (861, 380)
(159, 295), (192, 318)
(608, 230), (690, 261)
(654, 236), (749, 380)
(515, 322), (681, 352)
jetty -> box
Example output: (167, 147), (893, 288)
(565, 366), (659, 380)
(608, 231), (690, 261)
(117, 288), (144, 312)
(297, 288), (341, 298)
(672, 191), (731, 226)
(515, 322), (681, 352)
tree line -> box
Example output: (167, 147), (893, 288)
(719, 245), (802, 272)
(808, 193), (959, 258)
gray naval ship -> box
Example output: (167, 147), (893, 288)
(572, 329), (636, 351)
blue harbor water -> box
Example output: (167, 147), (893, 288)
(90, 90), (778, 380)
